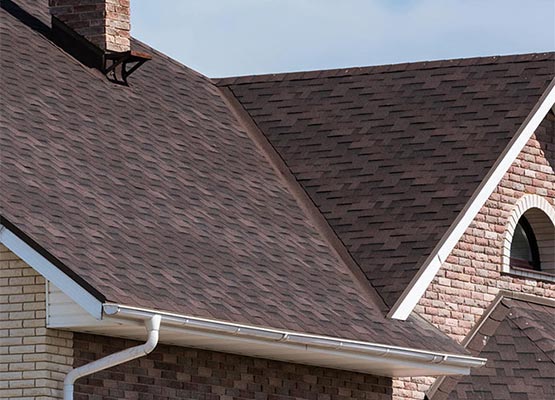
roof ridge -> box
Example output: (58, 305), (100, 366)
(428, 295), (555, 399)
(214, 52), (555, 86)
(505, 311), (555, 363)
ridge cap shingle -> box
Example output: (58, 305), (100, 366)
(214, 52), (555, 86)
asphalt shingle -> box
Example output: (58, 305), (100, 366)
(218, 54), (555, 307)
(432, 298), (555, 400)
(0, 0), (465, 354)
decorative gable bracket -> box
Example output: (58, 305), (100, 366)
(51, 17), (151, 86)
(104, 51), (152, 86)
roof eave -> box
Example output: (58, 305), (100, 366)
(1, 219), (484, 377)
(98, 303), (485, 377)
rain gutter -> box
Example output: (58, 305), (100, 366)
(103, 304), (485, 375)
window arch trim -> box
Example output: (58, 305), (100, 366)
(503, 194), (555, 282)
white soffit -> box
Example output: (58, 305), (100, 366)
(390, 78), (555, 320)
(0, 224), (103, 319)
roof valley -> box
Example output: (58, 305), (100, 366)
(218, 85), (390, 314)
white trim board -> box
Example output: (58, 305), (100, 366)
(389, 78), (555, 320)
(0, 224), (103, 319)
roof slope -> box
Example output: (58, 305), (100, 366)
(218, 54), (555, 307)
(0, 0), (465, 354)
(432, 298), (555, 400)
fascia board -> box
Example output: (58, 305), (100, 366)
(389, 78), (555, 320)
(0, 224), (103, 319)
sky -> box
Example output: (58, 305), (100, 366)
(131, 0), (555, 78)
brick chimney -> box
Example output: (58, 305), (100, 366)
(48, 0), (131, 53)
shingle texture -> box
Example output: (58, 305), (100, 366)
(432, 298), (555, 400)
(0, 0), (466, 353)
(218, 55), (555, 307)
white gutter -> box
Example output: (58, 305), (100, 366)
(103, 304), (486, 374)
(63, 314), (161, 400)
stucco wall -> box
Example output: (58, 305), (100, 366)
(394, 115), (555, 399)
(0, 244), (73, 400)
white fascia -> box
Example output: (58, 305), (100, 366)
(103, 303), (486, 376)
(0, 224), (103, 319)
(389, 78), (555, 320)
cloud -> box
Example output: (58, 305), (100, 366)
(131, 0), (555, 77)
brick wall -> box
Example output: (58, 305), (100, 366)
(0, 244), (73, 400)
(393, 115), (555, 399)
(73, 332), (393, 400)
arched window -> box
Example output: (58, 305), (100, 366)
(510, 216), (540, 270)
(503, 195), (555, 281)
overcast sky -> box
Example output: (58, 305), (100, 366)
(131, 0), (555, 78)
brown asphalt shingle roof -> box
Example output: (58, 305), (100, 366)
(0, 0), (467, 354)
(431, 298), (555, 400)
(217, 55), (555, 307)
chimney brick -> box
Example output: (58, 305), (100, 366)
(48, 0), (130, 52)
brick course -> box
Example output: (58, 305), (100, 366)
(393, 115), (555, 399)
(0, 244), (73, 400)
(72, 333), (392, 400)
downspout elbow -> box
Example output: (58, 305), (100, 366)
(142, 314), (161, 354)
(63, 314), (161, 400)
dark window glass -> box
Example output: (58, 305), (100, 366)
(510, 216), (540, 270)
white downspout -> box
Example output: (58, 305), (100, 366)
(63, 314), (161, 400)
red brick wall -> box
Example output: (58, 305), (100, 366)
(72, 333), (392, 400)
(393, 115), (555, 400)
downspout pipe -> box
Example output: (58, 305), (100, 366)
(63, 314), (161, 400)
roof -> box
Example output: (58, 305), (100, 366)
(0, 0), (467, 355)
(217, 54), (555, 308)
(431, 297), (555, 399)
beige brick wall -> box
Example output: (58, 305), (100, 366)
(0, 244), (73, 400)
(394, 115), (555, 400)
